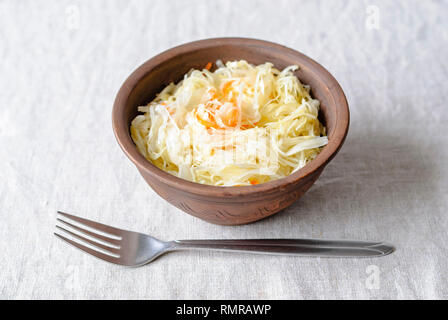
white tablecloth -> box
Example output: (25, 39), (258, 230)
(1, 0), (447, 299)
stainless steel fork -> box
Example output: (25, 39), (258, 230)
(54, 211), (395, 266)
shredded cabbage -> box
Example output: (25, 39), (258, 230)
(131, 60), (327, 186)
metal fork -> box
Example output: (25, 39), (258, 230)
(54, 211), (395, 266)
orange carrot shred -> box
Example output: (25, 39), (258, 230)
(222, 80), (235, 95)
(195, 109), (218, 129)
(249, 178), (259, 185)
(223, 107), (239, 127)
(205, 62), (212, 70)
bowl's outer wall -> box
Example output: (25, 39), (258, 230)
(139, 167), (324, 225)
(113, 38), (349, 225)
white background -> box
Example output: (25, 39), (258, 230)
(1, 0), (447, 299)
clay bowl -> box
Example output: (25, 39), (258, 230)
(112, 38), (349, 225)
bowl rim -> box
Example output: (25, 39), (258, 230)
(112, 37), (349, 198)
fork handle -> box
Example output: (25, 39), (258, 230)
(171, 239), (395, 257)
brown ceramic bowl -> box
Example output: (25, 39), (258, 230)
(112, 38), (349, 225)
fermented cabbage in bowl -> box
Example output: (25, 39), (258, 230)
(131, 60), (327, 186)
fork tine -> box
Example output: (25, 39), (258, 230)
(57, 218), (121, 246)
(54, 233), (122, 264)
(57, 211), (123, 237)
(55, 225), (121, 255)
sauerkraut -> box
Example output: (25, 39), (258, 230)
(131, 60), (328, 186)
